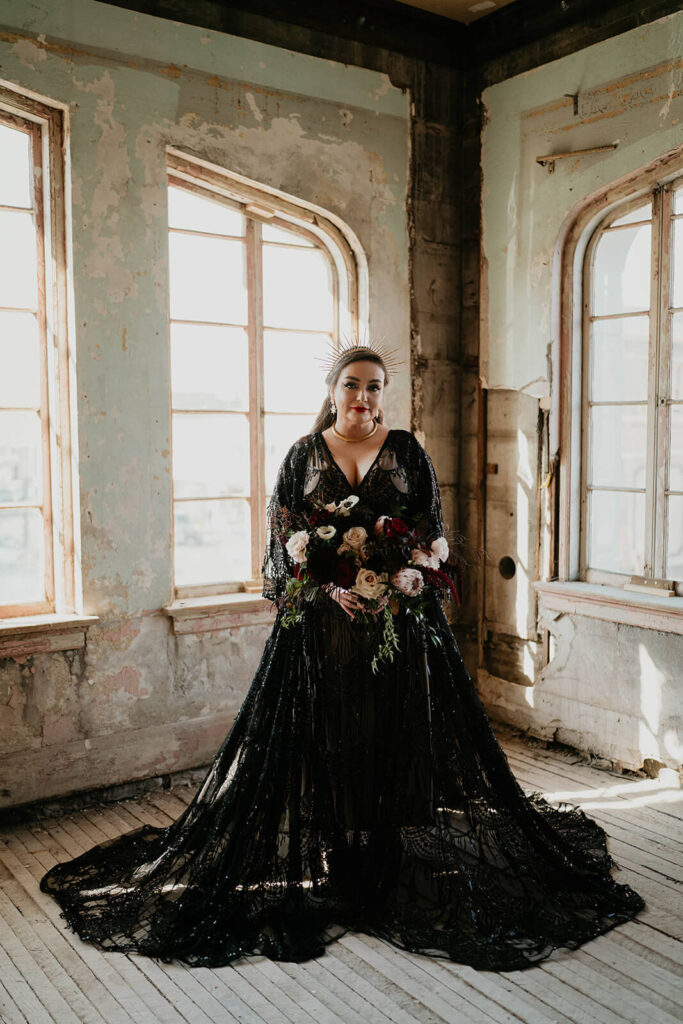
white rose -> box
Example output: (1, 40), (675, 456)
(431, 536), (449, 562)
(286, 530), (310, 564)
(316, 525), (337, 540)
(391, 568), (425, 596)
(410, 547), (439, 569)
(351, 568), (388, 600)
(343, 526), (368, 551)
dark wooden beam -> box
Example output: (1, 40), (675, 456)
(96, 0), (681, 84)
(472, 0), (682, 85)
(94, 0), (465, 70)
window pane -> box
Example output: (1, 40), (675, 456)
(588, 405), (647, 488)
(592, 223), (650, 315)
(666, 495), (683, 579)
(670, 405), (683, 493)
(0, 507), (44, 604)
(169, 233), (247, 324)
(587, 490), (645, 575)
(610, 202), (651, 227)
(0, 312), (41, 407)
(262, 223), (314, 246)
(0, 124), (32, 208)
(674, 186), (683, 216)
(0, 210), (38, 310)
(171, 324), (248, 411)
(590, 317), (649, 402)
(672, 313), (683, 401)
(173, 413), (249, 498)
(0, 410), (42, 503)
(672, 218), (683, 310)
(174, 499), (250, 585)
(168, 186), (244, 236)
(264, 414), (314, 493)
(262, 245), (334, 331)
(263, 330), (329, 412)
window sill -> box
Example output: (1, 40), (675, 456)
(0, 614), (99, 658)
(164, 593), (277, 635)
(533, 581), (683, 634)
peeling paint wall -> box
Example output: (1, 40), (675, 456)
(0, 0), (410, 807)
(481, 12), (683, 396)
(478, 15), (683, 773)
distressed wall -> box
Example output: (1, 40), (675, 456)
(477, 13), (683, 772)
(0, 0), (414, 807)
(481, 12), (683, 396)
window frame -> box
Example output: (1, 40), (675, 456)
(554, 146), (683, 598)
(166, 149), (364, 602)
(579, 188), (673, 586)
(0, 86), (80, 622)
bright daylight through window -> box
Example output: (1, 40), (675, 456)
(0, 113), (53, 616)
(583, 177), (683, 585)
(167, 175), (343, 595)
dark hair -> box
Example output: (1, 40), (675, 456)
(311, 349), (389, 434)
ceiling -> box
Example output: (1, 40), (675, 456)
(395, 0), (518, 23)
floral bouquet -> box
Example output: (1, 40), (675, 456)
(274, 492), (462, 673)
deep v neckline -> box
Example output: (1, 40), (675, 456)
(318, 429), (394, 492)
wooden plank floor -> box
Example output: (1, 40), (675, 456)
(1, 731), (681, 1024)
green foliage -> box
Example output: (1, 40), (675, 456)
(369, 605), (400, 675)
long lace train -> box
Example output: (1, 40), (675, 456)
(39, 429), (645, 969)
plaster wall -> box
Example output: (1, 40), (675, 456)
(478, 17), (683, 773)
(481, 12), (683, 397)
(0, 0), (411, 807)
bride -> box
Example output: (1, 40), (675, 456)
(40, 342), (645, 970)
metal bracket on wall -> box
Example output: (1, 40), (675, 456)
(536, 144), (618, 174)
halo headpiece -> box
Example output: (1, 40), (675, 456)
(315, 335), (405, 379)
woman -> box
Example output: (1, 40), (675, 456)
(40, 343), (645, 970)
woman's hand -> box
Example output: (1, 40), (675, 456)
(322, 584), (384, 620)
(322, 583), (365, 620)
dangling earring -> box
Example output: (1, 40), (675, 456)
(330, 397), (336, 415)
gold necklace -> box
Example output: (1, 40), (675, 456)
(332, 420), (379, 443)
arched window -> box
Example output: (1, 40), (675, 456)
(581, 174), (683, 587)
(0, 90), (77, 621)
(166, 152), (363, 599)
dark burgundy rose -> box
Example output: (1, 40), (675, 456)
(333, 557), (356, 589)
(385, 517), (413, 541)
(307, 509), (332, 527)
(305, 547), (338, 583)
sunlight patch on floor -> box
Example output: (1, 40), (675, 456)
(534, 768), (681, 811)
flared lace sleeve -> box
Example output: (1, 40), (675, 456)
(261, 437), (306, 608)
(411, 436), (445, 543)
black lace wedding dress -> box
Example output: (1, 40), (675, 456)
(40, 428), (645, 970)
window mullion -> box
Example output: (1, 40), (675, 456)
(579, 229), (595, 581)
(643, 186), (661, 577)
(32, 119), (56, 608)
(655, 185), (673, 579)
(246, 217), (265, 586)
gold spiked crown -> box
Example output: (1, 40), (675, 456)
(314, 334), (405, 379)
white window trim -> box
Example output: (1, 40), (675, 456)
(0, 85), (93, 652)
(546, 144), (683, 632)
(164, 593), (275, 635)
(533, 580), (683, 635)
(163, 149), (368, 629)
